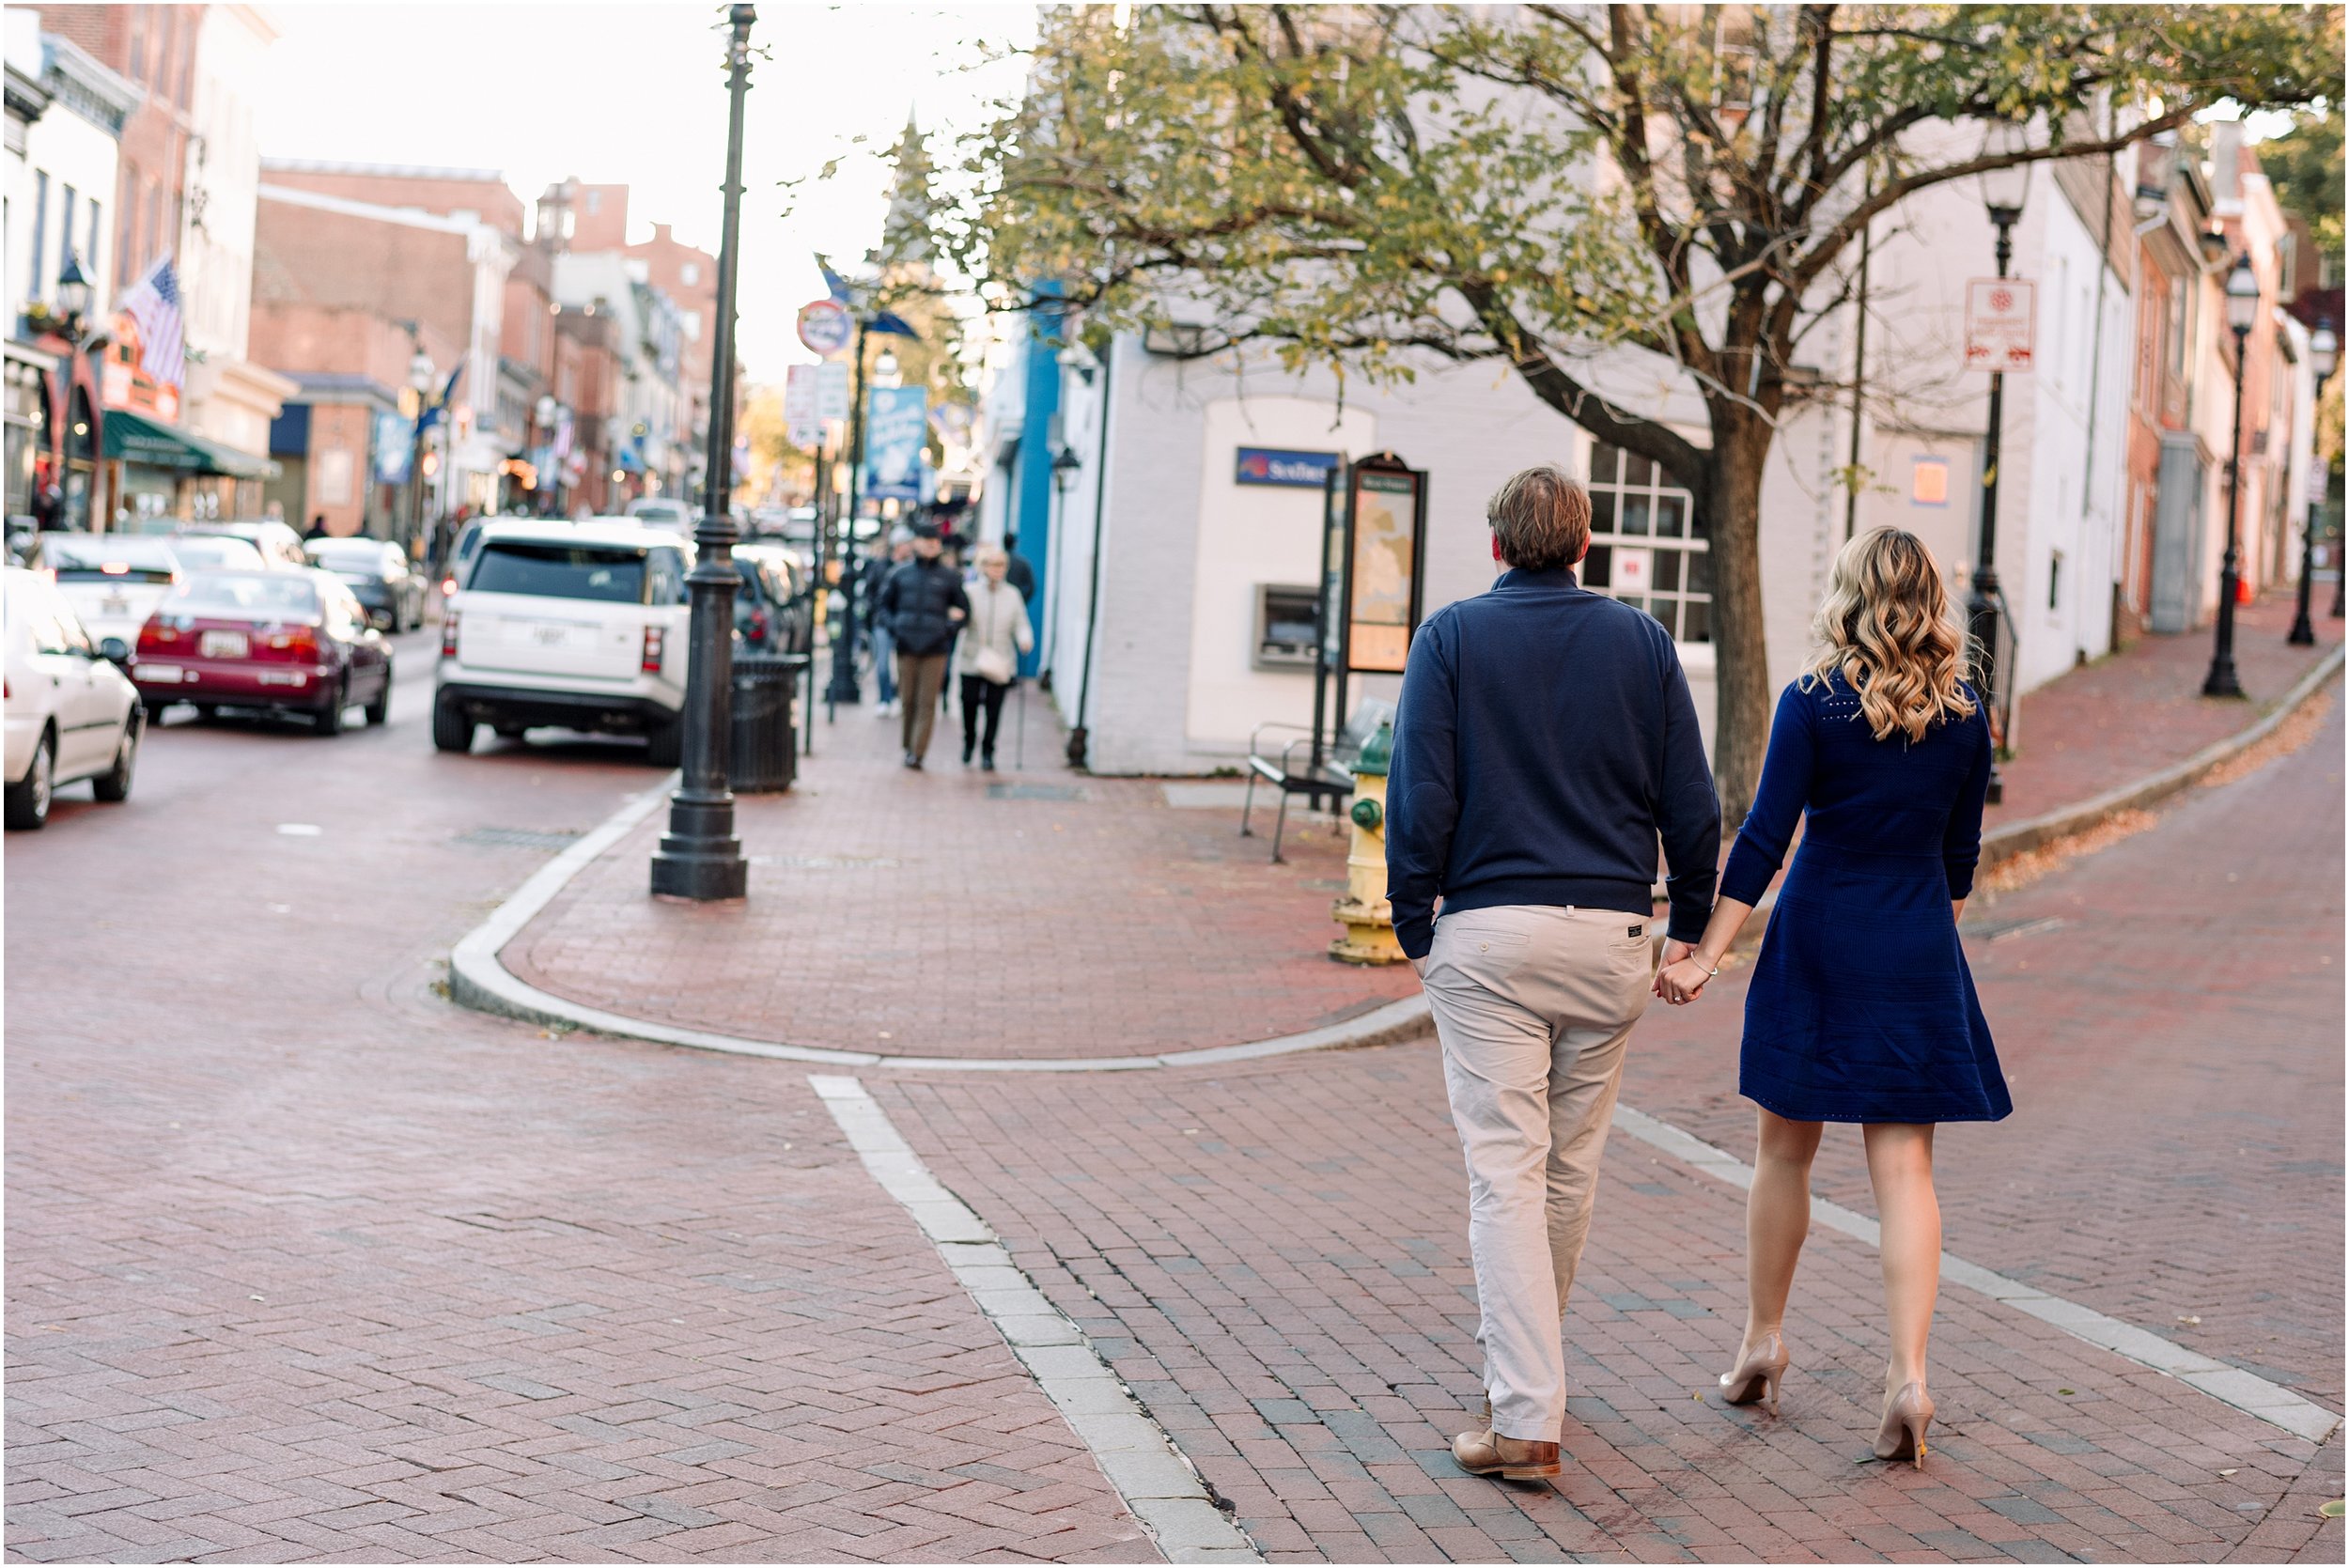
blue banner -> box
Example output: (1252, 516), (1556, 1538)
(374, 411), (411, 484)
(1236, 446), (1339, 489)
(863, 386), (929, 503)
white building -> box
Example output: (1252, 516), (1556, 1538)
(176, 3), (292, 481)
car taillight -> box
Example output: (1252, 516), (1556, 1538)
(137, 618), (176, 652)
(750, 608), (769, 644)
(442, 609), (460, 658)
(265, 626), (321, 660)
(440, 576), (456, 597)
(642, 626), (664, 674)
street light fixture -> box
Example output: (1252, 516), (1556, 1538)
(2202, 253), (2262, 697)
(1968, 130), (2030, 804)
(2288, 319), (2337, 646)
(54, 252), (106, 534)
(650, 1), (756, 902)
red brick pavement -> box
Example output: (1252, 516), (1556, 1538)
(7, 696), (1147, 1563)
(503, 690), (1419, 1061)
(867, 691), (2343, 1563)
(1984, 592), (2336, 827)
(505, 598), (2333, 1065)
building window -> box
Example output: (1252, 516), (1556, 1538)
(117, 167), (136, 284)
(679, 262), (700, 288)
(1583, 442), (1712, 643)
(27, 170), (46, 306)
(59, 186), (76, 284)
(86, 201), (101, 293)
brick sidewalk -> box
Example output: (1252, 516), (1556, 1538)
(500, 597), (2337, 1063)
(1983, 592), (2337, 826)
(504, 681), (1420, 1061)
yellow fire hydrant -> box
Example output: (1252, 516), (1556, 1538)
(1330, 719), (1405, 965)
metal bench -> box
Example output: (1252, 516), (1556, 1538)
(1240, 698), (1396, 863)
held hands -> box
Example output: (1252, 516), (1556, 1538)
(1655, 948), (1719, 1005)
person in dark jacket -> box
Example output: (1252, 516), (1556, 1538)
(1001, 532), (1037, 601)
(876, 522), (969, 768)
(1386, 462), (1719, 1484)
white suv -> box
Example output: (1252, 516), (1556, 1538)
(432, 519), (693, 763)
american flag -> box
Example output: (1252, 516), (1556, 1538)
(118, 256), (186, 391)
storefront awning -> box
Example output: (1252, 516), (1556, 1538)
(101, 407), (279, 480)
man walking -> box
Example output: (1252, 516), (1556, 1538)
(864, 529), (913, 716)
(875, 521), (968, 768)
(1386, 463), (1719, 1481)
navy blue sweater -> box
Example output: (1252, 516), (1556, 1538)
(1385, 566), (1721, 958)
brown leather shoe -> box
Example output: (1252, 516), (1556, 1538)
(1451, 1428), (1562, 1480)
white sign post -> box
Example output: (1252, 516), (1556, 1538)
(784, 364), (823, 448)
(1964, 278), (2037, 373)
(796, 299), (853, 358)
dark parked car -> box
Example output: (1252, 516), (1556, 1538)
(133, 568), (393, 735)
(733, 543), (812, 656)
(308, 536), (427, 631)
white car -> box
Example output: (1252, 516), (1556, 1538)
(4, 566), (143, 829)
(31, 533), (183, 649)
(623, 497), (694, 534)
(432, 518), (692, 763)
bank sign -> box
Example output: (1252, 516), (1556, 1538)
(1236, 446), (1339, 489)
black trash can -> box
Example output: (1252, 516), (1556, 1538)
(729, 653), (806, 792)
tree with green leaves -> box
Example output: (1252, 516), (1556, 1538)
(943, 4), (2339, 816)
(2255, 105), (2343, 278)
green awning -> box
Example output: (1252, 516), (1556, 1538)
(101, 408), (278, 480)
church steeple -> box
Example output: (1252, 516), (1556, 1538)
(879, 110), (933, 267)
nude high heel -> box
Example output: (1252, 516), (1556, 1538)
(1718, 1330), (1790, 1414)
(1873, 1381), (1935, 1468)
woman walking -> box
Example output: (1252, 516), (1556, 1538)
(1657, 527), (2009, 1468)
(957, 545), (1033, 771)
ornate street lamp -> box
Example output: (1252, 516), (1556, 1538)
(650, 2), (755, 901)
(2289, 319), (2337, 645)
(1969, 132), (2030, 803)
(54, 252), (106, 534)
(2202, 253), (2262, 697)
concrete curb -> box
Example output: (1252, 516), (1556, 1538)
(448, 647), (2341, 1074)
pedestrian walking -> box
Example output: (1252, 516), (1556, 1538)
(865, 529), (912, 717)
(1001, 532), (1036, 603)
(956, 545), (1033, 770)
(1656, 526), (2005, 1471)
(304, 513), (330, 541)
(875, 521), (968, 769)
(1387, 464), (1719, 1483)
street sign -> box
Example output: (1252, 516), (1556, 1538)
(784, 365), (824, 447)
(1237, 446), (1340, 488)
(797, 299), (853, 357)
(816, 361), (850, 422)
(1964, 278), (2036, 373)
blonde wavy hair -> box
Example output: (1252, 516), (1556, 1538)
(1802, 528), (1977, 742)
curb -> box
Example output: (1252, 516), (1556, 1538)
(448, 647), (2341, 1074)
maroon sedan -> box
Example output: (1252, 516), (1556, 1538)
(132, 569), (393, 736)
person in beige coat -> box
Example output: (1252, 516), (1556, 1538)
(956, 545), (1034, 770)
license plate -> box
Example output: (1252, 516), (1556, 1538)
(532, 623), (569, 646)
(135, 663), (185, 683)
(102, 595), (129, 613)
(200, 630), (249, 659)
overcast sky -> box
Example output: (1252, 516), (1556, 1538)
(255, 2), (1032, 385)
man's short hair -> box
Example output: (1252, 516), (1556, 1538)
(1486, 464), (1592, 572)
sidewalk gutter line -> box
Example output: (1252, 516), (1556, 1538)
(808, 1075), (1263, 1566)
(448, 645), (2339, 1075)
(1609, 1104), (2341, 1446)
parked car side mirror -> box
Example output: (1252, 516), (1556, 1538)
(97, 637), (132, 666)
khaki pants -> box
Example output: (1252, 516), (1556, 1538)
(1420, 904), (1655, 1441)
(897, 652), (949, 759)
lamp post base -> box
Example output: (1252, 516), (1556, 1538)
(2201, 660), (2245, 699)
(649, 795), (748, 900)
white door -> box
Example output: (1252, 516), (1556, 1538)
(25, 581), (108, 775)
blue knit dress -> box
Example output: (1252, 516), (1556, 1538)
(1719, 674), (2012, 1124)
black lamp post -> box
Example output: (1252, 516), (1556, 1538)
(2288, 319), (2337, 646)
(2202, 253), (2261, 699)
(54, 252), (106, 534)
(649, 2), (755, 902)
(407, 343), (436, 551)
(1970, 144), (2030, 804)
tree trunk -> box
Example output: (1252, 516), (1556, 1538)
(1702, 411), (1778, 829)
